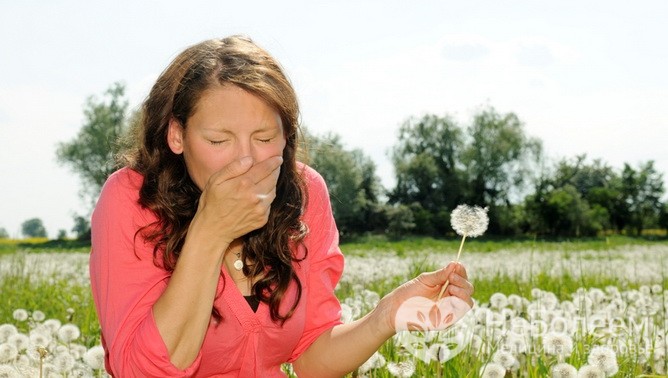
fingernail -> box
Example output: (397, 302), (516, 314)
(240, 156), (253, 166)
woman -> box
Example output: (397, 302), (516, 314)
(90, 35), (474, 377)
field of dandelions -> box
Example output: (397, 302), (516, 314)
(1, 238), (667, 377)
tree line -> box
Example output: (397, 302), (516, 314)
(9, 82), (664, 240)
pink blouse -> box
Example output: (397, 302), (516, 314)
(90, 164), (344, 377)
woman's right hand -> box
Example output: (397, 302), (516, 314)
(192, 155), (283, 245)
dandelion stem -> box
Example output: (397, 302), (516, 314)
(437, 233), (467, 300)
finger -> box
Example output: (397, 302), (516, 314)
(208, 156), (255, 185)
(452, 262), (468, 280)
(416, 263), (457, 288)
(245, 155), (283, 185)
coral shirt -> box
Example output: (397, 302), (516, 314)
(90, 165), (344, 377)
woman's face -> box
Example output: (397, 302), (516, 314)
(168, 84), (286, 190)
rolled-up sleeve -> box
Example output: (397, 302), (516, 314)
(288, 166), (345, 361)
(89, 169), (201, 377)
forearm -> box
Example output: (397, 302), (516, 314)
(293, 301), (395, 377)
(152, 219), (228, 369)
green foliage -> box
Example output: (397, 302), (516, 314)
(305, 131), (386, 236)
(56, 82), (129, 209)
(21, 217), (47, 238)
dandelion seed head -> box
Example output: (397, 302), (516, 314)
(6, 334), (29, 352)
(57, 324), (80, 343)
(450, 204), (489, 237)
(587, 346), (618, 376)
(386, 360), (415, 378)
(576, 364), (605, 378)
(552, 362), (577, 378)
(43, 319), (62, 335)
(358, 351), (386, 373)
(0, 364), (21, 378)
(11, 309), (28, 322)
(0, 325), (18, 343)
(543, 332), (574, 357)
(490, 293), (509, 309)
(0, 342), (19, 363)
(52, 352), (75, 373)
(492, 349), (517, 370)
(29, 330), (52, 349)
(31, 310), (46, 322)
(479, 362), (506, 378)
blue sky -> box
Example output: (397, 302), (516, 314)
(1, 1), (667, 237)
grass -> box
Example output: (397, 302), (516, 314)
(1, 236), (667, 376)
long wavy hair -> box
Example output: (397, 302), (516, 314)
(119, 36), (307, 324)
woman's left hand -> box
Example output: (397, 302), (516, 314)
(376, 262), (474, 335)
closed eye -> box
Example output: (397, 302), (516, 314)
(208, 140), (227, 145)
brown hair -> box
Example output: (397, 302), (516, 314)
(120, 35), (307, 323)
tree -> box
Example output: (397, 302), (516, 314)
(0, 227), (8, 239)
(56, 82), (129, 209)
(389, 114), (465, 234)
(305, 131), (385, 236)
(72, 214), (91, 241)
(621, 161), (665, 235)
(21, 218), (47, 238)
(460, 107), (542, 233)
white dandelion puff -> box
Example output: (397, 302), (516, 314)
(84, 345), (106, 371)
(43, 319), (62, 335)
(57, 324), (80, 343)
(386, 360), (415, 378)
(52, 352), (75, 373)
(358, 351), (386, 373)
(6, 334), (29, 352)
(543, 332), (574, 357)
(450, 204), (489, 237)
(0, 364), (21, 378)
(11, 309), (28, 322)
(0, 325), (18, 344)
(31, 310), (46, 322)
(490, 293), (509, 309)
(479, 362), (506, 378)
(552, 362), (577, 378)
(492, 349), (517, 370)
(0, 343), (19, 363)
(437, 204), (488, 300)
(587, 346), (618, 376)
(577, 364), (605, 378)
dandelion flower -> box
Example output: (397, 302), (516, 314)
(7, 334), (29, 352)
(29, 329), (52, 349)
(438, 204), (488, 300)
(57, 324), (81, 343)
(386, 360), (415, 378)
(587, 346), (618, 376)
(31, 310), (46, 322)
(43, 319), (62, 334)
(428, 343), (452, 362)
(543, 332), (573, 357)
(479, 362), (506, 378)
(0, 365), (21, 378)
(577, 364), (605, 378)
(52, 351), (75, 373)
(552, 362), (577, 378)
(0, 325), (18, 343)
(0, 343), (19, 363)
(358, 351), (386, 373)
(450, 204), (489, 237)
(490, 293), (509, 309)
(492, 349), (517, 370)
(11, 309), (28, 322)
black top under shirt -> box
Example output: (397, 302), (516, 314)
(244, 295), (260, 312)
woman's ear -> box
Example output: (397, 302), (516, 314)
(167, 118), (184, 154)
